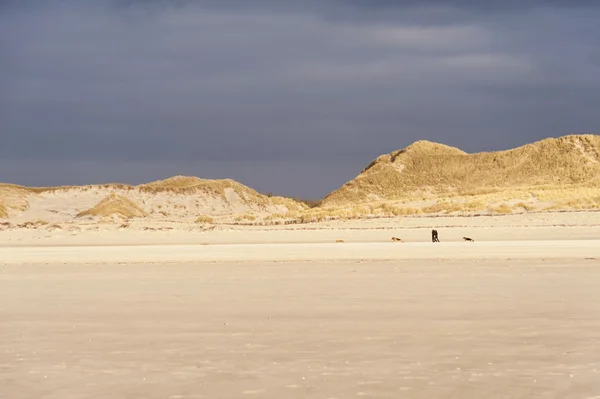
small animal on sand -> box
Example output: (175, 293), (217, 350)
(391, 237), (404, 242)
(463, 237), (475, 242)
(432, 229), (440, 242)
(336, 239), (345, 243)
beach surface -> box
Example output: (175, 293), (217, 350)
(2, 213), (600, 264)
(2, 214), (600, 398)
(2, 260), (600, 399)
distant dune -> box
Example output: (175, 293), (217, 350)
(2, 135), (600, 228)
(0, 175), (306, 225)
(316, 134), (600, 216)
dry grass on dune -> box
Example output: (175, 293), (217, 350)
(321, 134), (600, 207)
(235, 213), (258, 222)
(222, 188), (600, 225)
(27, 183), (133, 194)
(138, 176), (223, 193)
(76, 193), (148, 219)
(320, 135), (600, 207)
(194, 215), (214, 224)
(307, 187), (600, 220)
(138, 175), (305, 211)
(138, 176), (259, 197)
(0, 184), (31, 217)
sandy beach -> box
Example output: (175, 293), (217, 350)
(2, 212), (600, 263)
(1, 240), (600, 265)
(2, 260), (600, 399)
(2, 214), (600, 398)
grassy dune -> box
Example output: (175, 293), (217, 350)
(301, 134), (600, 220)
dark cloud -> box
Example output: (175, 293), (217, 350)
(1, 0), (599, 197)
(107, 0), (598, 11)
(340, 0), (597, 9)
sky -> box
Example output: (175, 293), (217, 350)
(1, 0), (599, 198)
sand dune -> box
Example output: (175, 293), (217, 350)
(0, 175), (305, 225)
(320, 134), (600, 214)
(2, 135), (600, 229)
(3, 135), (600, 228)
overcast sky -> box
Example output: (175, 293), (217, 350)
(1, 0), (599, 197)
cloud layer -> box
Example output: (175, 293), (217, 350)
(1, 0), (599, 196)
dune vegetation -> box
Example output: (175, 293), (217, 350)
(285, 134), (600, 220)
(76, 193), (148, 219)
(321, 135), (600, 207)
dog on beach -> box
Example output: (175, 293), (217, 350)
(463, 237), (475, 242)
(391, 237), (404, 243)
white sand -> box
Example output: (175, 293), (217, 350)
(2, 260), (600, 399)
(2, 213), (600, 398)
(1, 240), (599, 265)
(2, 213), (600, 263)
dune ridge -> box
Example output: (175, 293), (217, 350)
(314, 134), (600, 216)
(2, 135), (600, 227)
(0, 175), (306, 225)
(322, 135), (600, 205)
